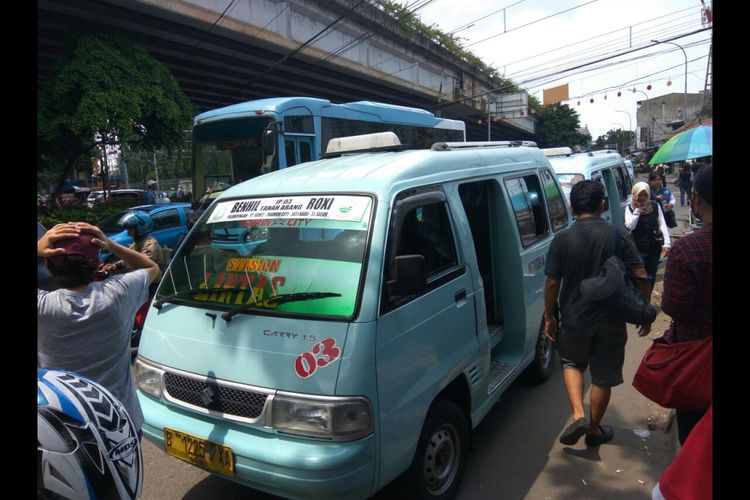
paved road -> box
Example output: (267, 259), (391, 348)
(138, 326), (678, 499)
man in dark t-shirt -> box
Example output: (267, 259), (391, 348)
(544, 180), (651, 447)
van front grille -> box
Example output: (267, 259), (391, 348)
(164, 372), (268, 419)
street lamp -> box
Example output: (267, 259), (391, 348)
(615, 109), (633, 153)
(651, 39), (688, 124)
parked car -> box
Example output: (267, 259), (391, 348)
(96, 203), (193, 262)
(87, 189), (146, 208)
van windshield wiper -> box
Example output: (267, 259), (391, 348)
(221, 292), (341, 323)
(153, 287), (232, 310)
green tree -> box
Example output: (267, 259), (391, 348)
(535, 104), (591, 149)
(38, 33), (195, 204)
(594, 129), (636, 155)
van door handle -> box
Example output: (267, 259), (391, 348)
(455, 289), (467, 304)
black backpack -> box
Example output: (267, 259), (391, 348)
(579, 226), (657, 325)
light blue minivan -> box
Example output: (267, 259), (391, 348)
(544, 148), (633, 224)
(135, 136), (572, 499)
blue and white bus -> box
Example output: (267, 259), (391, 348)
(191, 97), (466, 200)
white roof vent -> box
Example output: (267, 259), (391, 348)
(325, 132), (402, 155)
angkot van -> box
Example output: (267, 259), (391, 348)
(543, 148), (633, 224)
(135, 133), (572, 499)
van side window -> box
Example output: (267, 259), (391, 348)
(540, 169), (569, 232)
(591, 172), (608, 201)
(397, 203), (457, 276)
(504, 175), (550, 247)
(382, 200), (459, 313)
(616, 165), (632, 200)
(612, 167), (628, 202)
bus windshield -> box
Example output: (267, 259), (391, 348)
(157, 194), (373, 320)
(193, 117), (277, 196)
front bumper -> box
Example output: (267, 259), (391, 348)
(138, 392), (375, 499)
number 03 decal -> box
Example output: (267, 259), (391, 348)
(294, 338), (341, 379)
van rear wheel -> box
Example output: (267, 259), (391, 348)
(406, 399), (468, 499)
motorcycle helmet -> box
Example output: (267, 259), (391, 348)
(37, 368), (143, 500)
(117, 210), (154, 237)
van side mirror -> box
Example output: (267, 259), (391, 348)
(262, 122), (280, 156)
(392, 254), (427, 295)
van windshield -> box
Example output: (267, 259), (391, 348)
(157, 194), (373, 319)
(555, 173), (585, 200)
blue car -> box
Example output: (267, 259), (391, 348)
(96, 203), (193, 263)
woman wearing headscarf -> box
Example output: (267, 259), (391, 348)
(624, 182), (671, 299)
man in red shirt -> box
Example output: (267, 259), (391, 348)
(660, 164), (712, 444)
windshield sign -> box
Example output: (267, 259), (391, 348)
(207, 195), (371, 223)
(158, 194), (373, 319)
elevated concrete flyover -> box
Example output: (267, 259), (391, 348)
(37, 0), (535, 141)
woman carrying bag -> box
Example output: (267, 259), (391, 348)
(624, 182), (671, 300)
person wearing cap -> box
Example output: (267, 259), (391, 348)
(543, 180), (651, 448)
(145, 179), (158, 204)
(624, 181), (671, 299)
(37, 222), (160, 435)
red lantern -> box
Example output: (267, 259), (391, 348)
(617, 91), (621, 97)
(667, 80), (672, 86)
(647, 84), (652, 90)
(589, 98), (594, 103)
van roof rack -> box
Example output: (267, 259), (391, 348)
(541, 147), (573, 157)
(431, 140), (537, 151)
(585, 149), (618, 157)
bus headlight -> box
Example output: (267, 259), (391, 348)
(271, 395), (372, 440)
(135, 358), (163, 399)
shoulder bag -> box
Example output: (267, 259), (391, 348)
(579, 226), (657, 325)
(632, 334), (712, 409)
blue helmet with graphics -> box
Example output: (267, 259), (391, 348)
(117, 210), (154, 237)
(37, 368), (143, 500)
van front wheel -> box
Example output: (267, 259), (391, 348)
(406, 399), (468, 499)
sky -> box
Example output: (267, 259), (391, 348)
(414, 0), (712, 140)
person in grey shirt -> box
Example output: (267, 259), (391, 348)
(38, 222), (160, 434)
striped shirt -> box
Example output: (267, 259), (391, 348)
(661, 224), (712, 342)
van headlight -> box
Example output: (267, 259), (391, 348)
(135, 358), (163, 399)
(271, 394), (372, 440)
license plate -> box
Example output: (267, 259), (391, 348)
(163, 428), (234, 476)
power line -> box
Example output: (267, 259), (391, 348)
(254, 0), (299, 37)
(464, 0), (602, 48)
(499, 5), (700, 69)
(226, 0), (369, 101)
(293, 0), (439, 80)
(182, 0), (239, 62)
(431, 27), (710, 110)
(446, 0), (528, 35)
(508, 20), (705, 85)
